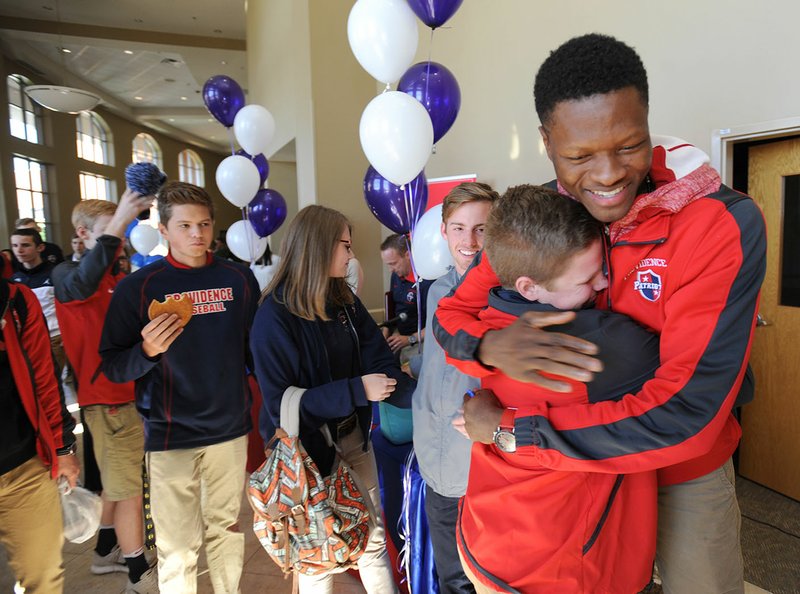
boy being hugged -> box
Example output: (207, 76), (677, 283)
(100, 182), (260, 594)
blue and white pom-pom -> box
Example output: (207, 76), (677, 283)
(125, 162), (167, 195)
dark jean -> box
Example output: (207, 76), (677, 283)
(425, 486), (476, 594)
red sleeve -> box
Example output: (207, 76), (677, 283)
(431, 252), (500, 378)
(20, 286), (74, 460)
(522, 198), (765, 475)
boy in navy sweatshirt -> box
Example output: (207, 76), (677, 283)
(100, 182), (260, 594)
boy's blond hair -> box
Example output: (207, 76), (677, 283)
(485, 185), (602, 288)
(441, 182), (499, 223)
(71, 199), (116, 230)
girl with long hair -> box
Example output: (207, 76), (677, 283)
(250, 205), (413, 593)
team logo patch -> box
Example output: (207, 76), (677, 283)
(406, 290), (416, 304)
(634, 269), (662, 302)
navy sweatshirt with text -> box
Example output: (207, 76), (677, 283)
(100, 253), (259, 452)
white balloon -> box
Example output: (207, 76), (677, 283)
(129, 223), (160, 256)
(233, 104), (276, 157)
(347, 0), (418, 84)
(226, 219), (267, 262)
(411, 205), (453, 280)
(360, 91), (433, 186)
(216, 155), (260, 208)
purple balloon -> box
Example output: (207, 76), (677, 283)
(399, 61), (461, 143)
(364, 166), (427, 234)
(202, 75), (245, 128)
(236, 149), (270, 186)
(406, 0), (463, 28)
(248, 189), (287, 238)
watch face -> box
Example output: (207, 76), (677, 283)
(494, 430), (516, 453)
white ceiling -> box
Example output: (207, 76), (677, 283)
(0, 0), (250, 152)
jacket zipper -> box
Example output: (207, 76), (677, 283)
(582, 475), (624, 555)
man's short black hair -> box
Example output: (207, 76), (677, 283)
(534, 33), (649, 126)
(11, 227), (43, 246)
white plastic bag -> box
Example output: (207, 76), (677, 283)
(59, 479), (102, 543)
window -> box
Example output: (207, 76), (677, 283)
(178, 149), (204, 186)
(76, 111), (112, 165)
(132, 133), (162, 168)
(13, 156), (50, 238)
(7, 74), (43, 144)
(79, 172), (114, 201)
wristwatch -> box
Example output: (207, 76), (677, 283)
(56, 442), (77, 456)
(492, 408), (517, 453)
(408, 333), (418, 346)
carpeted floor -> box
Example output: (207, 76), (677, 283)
(738, 476), (800, 594)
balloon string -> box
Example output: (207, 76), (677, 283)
(227, 127), (236, 156)
(403, 193), (423, 354)
(241, 206), (256, 264)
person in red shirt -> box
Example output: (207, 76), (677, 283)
(433, 34), (765, 594)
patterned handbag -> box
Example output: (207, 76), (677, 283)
(248, 386), (372, 577)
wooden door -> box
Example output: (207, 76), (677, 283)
(740, 137), (800, 500)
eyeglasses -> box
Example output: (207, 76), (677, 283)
(339, 240), (352, 253)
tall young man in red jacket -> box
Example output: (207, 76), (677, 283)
(53, 192), (157, 593)
(0, 256), (79, 593)
(433, 34), (766, 594)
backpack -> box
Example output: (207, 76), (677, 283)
(248, 386), (372, 579)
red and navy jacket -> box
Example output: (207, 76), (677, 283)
(458, 290), (660, 593)
(53, 235), (135, 407)
(1, 279), (76, 478)
(99, 253), (260, 452)
(390, 271), (433, 336)
(433, 141), (767, 486)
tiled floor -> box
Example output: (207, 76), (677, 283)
(54, 484), (369, 593)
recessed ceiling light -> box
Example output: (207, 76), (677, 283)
(59, 47), (72, 54)
(207, 118), (213, 122)
(134, 96), (143, 101)
(180, 96), (187, 101)
(220, 60), (227, 65)
(124, 50), (134, 55)
(169, 118), (175, 122)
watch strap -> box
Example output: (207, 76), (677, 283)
(498, 407), (515, 431)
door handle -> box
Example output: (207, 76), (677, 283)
(756, 313), (771, 327)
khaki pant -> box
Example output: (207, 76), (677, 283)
(458, 548), (501, 594)
(0, 456), (64, 594)
(148, 435), (247, 594)
(82, 403), (144, 501)
(297, 429), (399, 594)
(49, 334), (66, 377)
(657, 458), (744, 594)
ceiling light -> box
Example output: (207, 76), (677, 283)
(134, 96), (143, 101)
(25, 86), (101, 113)
(23, 0), (102, 114)
(220, 60), (227, 65)
(169, 118), (175, 122)
(59, 47), (71, 53)
(124, 50), (134, 55)
(180, 96), (187, 101)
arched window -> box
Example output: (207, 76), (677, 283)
(76, 111), (113, 165)
(7, 74), (43, 143)
(13, 156), (51, 238)
(132, 132), (162, 168)
(178, 149), (204, 187)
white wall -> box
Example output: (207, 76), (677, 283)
(417, 0), (800, 192)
